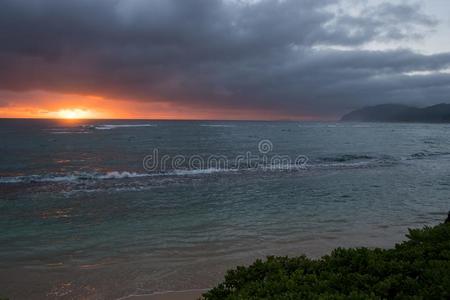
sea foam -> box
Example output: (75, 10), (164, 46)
(90, 124), (156, 130)
(0, 169), (236, 184)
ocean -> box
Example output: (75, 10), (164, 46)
(0, 119), (449, 299)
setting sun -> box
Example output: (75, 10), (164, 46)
(57, 108), (92, 119)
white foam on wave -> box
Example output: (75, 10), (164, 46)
(97, 171), (150, 179)
(168, 168), (238, 176)
(0, 172), (151, 184)
(311, 161), (373, 169)
(298, 124), (372, 129)
(0, 174), (80, 183)
(200, 124), (236, 128)
(50, 131), (91, 135)
(91, 124), (156, 130)
(45, 128), (91, 134)
(0, 169), (237, 184)
(0, 158), (395, 185)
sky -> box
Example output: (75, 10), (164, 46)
(0, 0), (450, 120)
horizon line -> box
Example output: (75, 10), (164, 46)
(0, 117), (339, 122)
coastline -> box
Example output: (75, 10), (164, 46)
(119, 289), (207, 300)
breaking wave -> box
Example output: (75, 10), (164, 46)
(85, 124), (156, 130)
(0, 154), (403, 185)
(0, 169), (237, 184)
(200, 124), (236, 128)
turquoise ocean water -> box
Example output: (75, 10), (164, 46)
(0, 119), (449, 299)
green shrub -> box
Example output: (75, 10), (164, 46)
(203, 223), (450, 300)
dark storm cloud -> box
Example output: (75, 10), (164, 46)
(0, 0), (449, 117)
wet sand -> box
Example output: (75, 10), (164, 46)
(123, 289), (207, 300)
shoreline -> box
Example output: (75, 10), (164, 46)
(119, 289), (208, 300)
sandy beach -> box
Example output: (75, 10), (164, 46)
(122, 289), (207, 300)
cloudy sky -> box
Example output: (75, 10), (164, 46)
(1, 0), (450, 120)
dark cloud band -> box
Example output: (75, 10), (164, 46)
(0, 0), (449, 118)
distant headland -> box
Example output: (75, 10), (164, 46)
(341, 103), (450, 123)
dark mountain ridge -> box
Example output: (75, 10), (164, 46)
(341, 103), (450, 123)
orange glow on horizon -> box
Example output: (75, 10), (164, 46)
(0, 91), (327, 121)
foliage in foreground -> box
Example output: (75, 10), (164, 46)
(203, 223), (450, 300)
